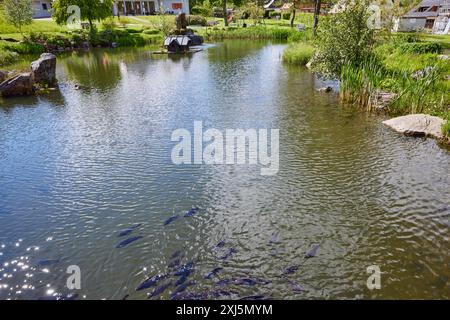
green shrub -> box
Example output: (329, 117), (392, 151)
(282, 43), (315, 65)
(143, 29), (161, 35)
(282, 12), (291, 20)
(191, 6), (210, 17)
(269, 11), (280, 18)
(398, 42), (443, 54)
(0, 41), (43, 54)
(0, 49), (19, 66)
(125, 28), (142, 34)
(187, 15), (207, 26)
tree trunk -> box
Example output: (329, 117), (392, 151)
(290, 9), (296, 28)
(223, 0), (228, 27)
(313, 0), (321, 37)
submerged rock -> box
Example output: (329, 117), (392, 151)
(0, 73), (33, 97)
(31, 53), (57, 85)
(383, 114), (446, 141)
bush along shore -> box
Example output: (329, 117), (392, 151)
(281, 1), (450, 144)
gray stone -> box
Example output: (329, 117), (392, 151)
(437, 54), (449, 60)
(31, 53), (57, 85)
(317, 86), (332, 93)
(0, 72), (33, 97)
(369, 90), (397, 112)
(383, 114), (446, 140)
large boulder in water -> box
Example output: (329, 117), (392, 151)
(31, 53), (57, 85)
(383, 114), (446, 141)
(0, 72), (33, 97)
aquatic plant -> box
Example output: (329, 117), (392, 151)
(282, 42), (314, 66)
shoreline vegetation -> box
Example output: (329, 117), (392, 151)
(0, 7), (449, 142)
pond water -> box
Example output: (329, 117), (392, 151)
(0, 41), (449, 300)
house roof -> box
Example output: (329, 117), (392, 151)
(403, 0), (446, 18)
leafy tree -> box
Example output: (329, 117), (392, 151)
(2, 0), (33, 35)
(52, 0), (114, 30)
(312, 0), (375, 78)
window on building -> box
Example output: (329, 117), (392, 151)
(42, 3), (48, 11)
(425, 19), (435, 28)
(172, 3), (183, 10)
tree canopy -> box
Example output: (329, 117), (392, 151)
(52, 0), (114, 28)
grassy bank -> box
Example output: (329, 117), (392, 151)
(340, 35), (450, 138)
(282, 42), (314, 65)
(281, 30), (449, 138)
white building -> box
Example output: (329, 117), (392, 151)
(113, 1), (190, 15)
(32, 1), (52, 18)
(393, 0), (450, 33)
(31, 0), (190, 19)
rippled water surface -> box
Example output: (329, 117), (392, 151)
(0, 41), (449, 300)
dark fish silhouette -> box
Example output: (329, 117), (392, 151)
(184, 207), (200, 217)
(170, 291), (206, 300)
(148, 282), (172, 299)
(38, 293), (79, 301)
(288, 280), (305, 293)
(283, 265), (299, 275)
(118, 224), (142, 237)
(219, 248), (238, 260)
(170, 281), (196, 298)
(173, 262), (194, 277)
(136, 274), (167, 291)
(168, 258), (181, 269)
(205, 267), (223, 279)
(268, 233), (281, 245)
(215, 240), (226, 250)
(164, 215), (179, 226)
(305, 244), (320, 258)
(210, 289), (239, 298)
(216, 278), (232, 286)
(170, 250), (182, 259)
(37, 259), (60, 266)
(240, 295), (271, 300)
(175, 274), (189, 286)
(122, 294), (130, 300)
(116, 236), (143, 248)
(232, 278), (259, 286)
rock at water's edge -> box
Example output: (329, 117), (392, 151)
(0, 70), (6, 83)
(0, 73), (33, 97)
(382, 114), (446, 141)
(31, 53), (57, 85)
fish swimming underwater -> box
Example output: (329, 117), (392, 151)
(205, 267), (223, 279)
(118, 224), (142, 237)
(304, 244), (320, 258)
(282, 265), (299, 275)
(268, 232), (281, 245)
(37, 259), (60, 266)
(240, 295), (271, 300)
(136, 274), (168, 291)
(147, 282), (172, 299)
(116, 236), (143, 248)
(215, 240), (226, 248)
(168, 258), (181, 269)
(173, 262), (194, 277)
(219, 248), (238, 260)
(288, 280), (306, 293)
(184, 207), (200, 217)
(170, 281), (196, 298)
(175, 274), (189, 286)
(164, 215), (179, 226)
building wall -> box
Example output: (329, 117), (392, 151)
(393, 17), (427, 31)
(114, 0), (189, 15)
(32, 0), (52, 19)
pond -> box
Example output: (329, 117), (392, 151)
(0, 41), (449, 300)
